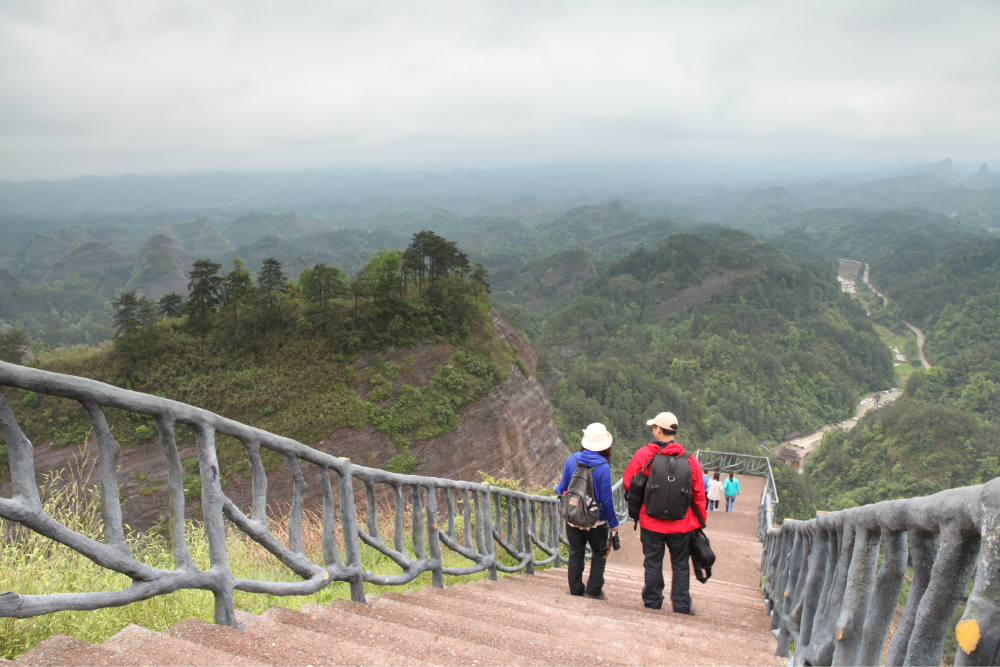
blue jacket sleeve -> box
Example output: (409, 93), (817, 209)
(594, 462), (619, 528)
(554, 454), (577, 495)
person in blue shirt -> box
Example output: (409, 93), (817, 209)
(723, 472), (741, 512)
(555, 423), (620, 599)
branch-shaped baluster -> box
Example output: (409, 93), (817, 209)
(364, 480), (380, 540)
(193, 424), (237, 627)
(462, 489), (474, 550)
(505, 494), (513, 546)
(411, 485), (426, 560)
(155, 416), (194, 571)
(473, 490), (486, 555)
(424, 486), (444, 588)
(318, 467), (340, 568)
(286, 454), (306, 556)
(958, 478), (1000, 666)
(885, 530), (939, 666)
(798, 527), (831, 647)
(904, 525), (979, 666)
(444, 488), (456, 540)
(243, 440), (268, 527)
(521, 499), (534, 575)
(393, 484), (406, 554)
(337, 470), (366, 603)
(857, 529), (906, 666)
(81, 401), (128, 556)
(833, 525), (882, 665)
(0, 393), (41, 513)
(483, 490), (498, 580)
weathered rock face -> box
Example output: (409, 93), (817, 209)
(3, 315), (569, 532)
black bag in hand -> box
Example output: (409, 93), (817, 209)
(687, 495), (715, 583)
(690, 528), (715, 583)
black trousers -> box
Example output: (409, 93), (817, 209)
(640, 527), (691, 612)
(565, 523), (609, 596)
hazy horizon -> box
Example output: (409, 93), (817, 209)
(3, 1), (999, 182)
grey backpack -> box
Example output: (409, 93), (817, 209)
(563, 457), (602, 528)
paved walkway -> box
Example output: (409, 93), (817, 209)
(13, 477), (779, 666)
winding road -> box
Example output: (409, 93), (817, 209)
(860, 263), (932, 370)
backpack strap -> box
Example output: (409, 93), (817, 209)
(640, 444), (670, 475)
(685, 454), (705, 529)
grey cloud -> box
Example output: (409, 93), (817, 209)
(1, 0), (998, 180)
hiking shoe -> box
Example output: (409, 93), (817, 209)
(584, 591), (606, 600)
(674, 608), (696, 616)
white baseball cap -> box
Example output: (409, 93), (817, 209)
(646, 412), (679, 432)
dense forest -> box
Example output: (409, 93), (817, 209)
(4, 162), (1000, 522)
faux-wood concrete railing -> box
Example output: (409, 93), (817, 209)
(0, 361), (563, 627)
(761, 480), (1000, 666)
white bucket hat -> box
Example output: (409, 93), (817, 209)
(581, 423), (613, 451)
(646, 412), (679, 432)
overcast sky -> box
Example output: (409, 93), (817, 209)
(1, 0), (998, 182)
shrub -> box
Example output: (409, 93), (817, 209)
(383, 450), (419, 474)
(134, 425), (156, 442)
(137, 486), (161, 497)
(21, 392), (38, 408)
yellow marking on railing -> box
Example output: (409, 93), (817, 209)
(956, 619), (981, 654)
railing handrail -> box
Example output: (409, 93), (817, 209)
(761, 476), (1000, 666)
(0, 360), (564, 627)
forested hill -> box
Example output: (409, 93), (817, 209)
(531, 226), (894, 482)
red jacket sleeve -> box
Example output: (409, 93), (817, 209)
(689, 455), (707, 524)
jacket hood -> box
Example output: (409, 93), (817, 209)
(574, 449), (611, 467)
(647, 440), (686, 456)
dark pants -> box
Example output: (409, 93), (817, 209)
(640, 527), (691, 612)
(566, 523), (609, 596)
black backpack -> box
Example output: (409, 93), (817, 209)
(644, 451), (694, 521)
(563, 457), (602, 528)
(627, 444), (666, 527)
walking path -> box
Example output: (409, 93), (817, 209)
(12, 478), (781, 666)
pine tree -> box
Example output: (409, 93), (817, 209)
(302, 263), (347, 308)
(221, 258), (255, 327)
(158, 293), (184, 318)
(257, 258), (287, 307)
(112, 290), (141, 338)
(186, 259), (223, 318)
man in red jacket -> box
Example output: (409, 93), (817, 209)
(622, 411), (706, 614)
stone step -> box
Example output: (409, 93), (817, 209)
(236, 609), (417, 666)
(403, 584), (721, 666)
(13, 634), (140, 667)
(102, 624), (258, 666)
(165, 618), (307, 666)
(359, 593), (601, 666)
(468, 576), (777, 651)
(286, 602), (500, 666)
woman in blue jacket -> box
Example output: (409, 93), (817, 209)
(723, 472), (741, 512)
(555, 423), (619, 599)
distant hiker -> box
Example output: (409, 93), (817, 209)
(707, 472), (723, 511)
(723, 471), (741, 512)
(702, 472), (710, 513)
(555, 423), (619, 600)
(623, 412), (706, 614)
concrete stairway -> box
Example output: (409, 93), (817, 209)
(13, 477), (781, 666)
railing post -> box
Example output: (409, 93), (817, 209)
(833, 525), (882, 665)
(521, 498), (534, 575)
(885, 530), (939, 665)
(483, 490), (498, 581)
(957, 477), (1000, 666)
(551, 503), (562, 568)
(194, 425), (238, 627)
(425, 486), (444, 588)
(338, 470), (366, 603)
(857, 529), (907, 666)
(904, 525), (979, 666)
